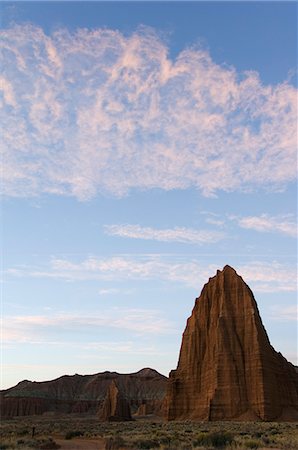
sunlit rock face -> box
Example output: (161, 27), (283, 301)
(166, 265), (298, 421)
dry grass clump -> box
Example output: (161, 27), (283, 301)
(242, 439), (261, 449)
(64, 429), (84, 439)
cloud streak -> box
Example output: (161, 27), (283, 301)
(3, 307), (175, 345)
(104, 224), (225, 244)
(202, 211), (297, 238)
(269, 305), (297, 322)
(6, 256), (297, 293)
(234, 214), (297, 238)
(1, 24), (297, 200)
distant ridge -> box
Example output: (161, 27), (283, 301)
(0, 368), (167, 418)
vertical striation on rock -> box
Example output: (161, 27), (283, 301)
(135, 402), (155, 416)
(98, 380), (132, 421)
(166, 265), (298, 421)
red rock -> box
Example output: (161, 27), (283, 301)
(98, 380), (132, 421)
(166, 265), (298, 421)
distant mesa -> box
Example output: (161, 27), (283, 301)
(98, 380), (132, 422)
(165, 265), (298, 421)
(0, 369), (167, 419)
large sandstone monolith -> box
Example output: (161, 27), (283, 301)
(166, 265), (298, 421)
(98, 380), (132, 421)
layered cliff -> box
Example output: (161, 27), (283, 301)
(1, 368), (167, 418)
(166, 265), (298, 421)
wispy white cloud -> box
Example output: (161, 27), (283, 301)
(98, 288), (120, 295)
(98, 287), (134, 295)
(1, 25), (297, 200)
(5, 256), (208, 287)
(269, 305), (298, 322)
(5, 256), (297, 293)
(238, 262), (297, 293)
(233, 214), (297, 238)
(201, 211), (297, 238)
(3, 339), (165, 358)
(104, 224), (224, 244)
(3, 307), (175, 345)
(205, 217), (226, 227)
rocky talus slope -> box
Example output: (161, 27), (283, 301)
(0, 368), (167, 418)
(166, 265), (298, 421)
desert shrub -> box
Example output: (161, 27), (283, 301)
(0, 444), (10, 450)
(268, 428), (280, 435)
(16, 438), (37, 447)
(136, 439), (160, 449)
(65, 430), (84, 440)
(159, 436), (172, 446)
(244, 440), (260, 449)
(252, 431), (262, 439)
(193, 432), (209, 447)
(193, 431), (234, 448)
(13, 437), (61, 449)
(209, 432), (234, 447)
(261, 435), (270, 445)
(162, 447), (191, 450)
(17, 428), (29, 436)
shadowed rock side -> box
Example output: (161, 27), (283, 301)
(0, 368), (167, 418)
(166, 265), (298, 421)
(135, 402), (154, 416)
(98, 380), (132, 421)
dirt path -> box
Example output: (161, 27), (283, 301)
(55, 438), (106, 449)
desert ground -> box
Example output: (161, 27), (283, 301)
(1, 415), (297, 450)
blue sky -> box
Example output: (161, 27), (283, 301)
(1, 1), (297, 389)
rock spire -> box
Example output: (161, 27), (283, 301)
(98, 380), (132, 421)
(166, 265), (298, 421)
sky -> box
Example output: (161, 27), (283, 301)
(1, 1), (297, 390)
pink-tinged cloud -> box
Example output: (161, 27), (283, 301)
(235, 214), (297, 238)
(1, 25), (297, 199)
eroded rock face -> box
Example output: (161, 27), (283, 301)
(135, 401), (156, 416)
(166, 265), (298, 421)
(98, 381), (132, 421)
(0, 368), (167, 418)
